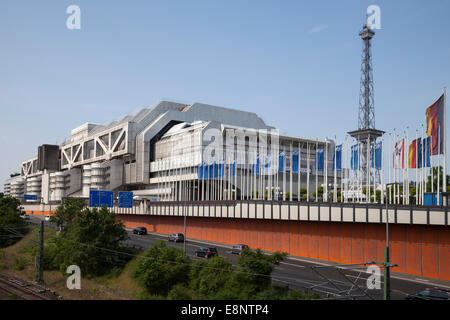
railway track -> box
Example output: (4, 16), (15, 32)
(0, 273), (59, 300)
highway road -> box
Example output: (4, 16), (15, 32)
(28, 214), (450, 300)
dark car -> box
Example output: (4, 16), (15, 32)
(231, 244), (249, 255)
(406, 288), (450, 300)
(133, 227), (147, 235)
(195, 247), (218, 259)
(168, 233), (184, 242)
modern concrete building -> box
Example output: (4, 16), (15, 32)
(4, 100), (337, 205)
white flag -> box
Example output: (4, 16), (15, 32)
(393, 139), (405, 169)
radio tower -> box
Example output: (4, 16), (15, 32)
(348, 23), (384, 201)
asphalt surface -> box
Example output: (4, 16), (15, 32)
(27, 214), (450, 300)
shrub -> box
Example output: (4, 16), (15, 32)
(133, 241), (191, 296)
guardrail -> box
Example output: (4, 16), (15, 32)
(113, 200), (449, 226)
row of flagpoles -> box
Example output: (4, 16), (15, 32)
(153, 89), (446, 206)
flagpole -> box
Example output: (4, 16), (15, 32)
(344, 135), (348, 203)
(381, 137), (384, 204)
(358, 136), (361, 203)
(393, 130), (396, 204)
(405, 129), (408, 205)
(444, 87), (447, 197)
(334, 136), (337, 202)
(438, 125), (441, 205)
(431, 133), (434, 194)
(366, 135), (370, 203)
(316, 139), (318, 202)
(323, 137), (329, 202)
(298, 142), (301, 202)
(415, 130), (418, 204)
(307, 142), (310, 202)
(421, 127), (424, 204)
(289, 142), (293, 201)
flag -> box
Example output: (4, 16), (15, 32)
(208, 162), (215, 179)
(393, 139), (405, 169)
(426, 94), (444, 155)
(197, 163), (204, 180)
(252, 155), (260, 176)
(217, 162), (225, 178)
(408, 139), (417, 169)
(351, 144), (359, 170)
(424, 137), (431, 167)
(292, 150), (299, 173)
(230, 161), (236, 177)
(371, 141), (382, 170)
(203, 162), (210, 180)
(316, 147), (324, 171)
(263, 153), (275, 175)
(332, 144), (342, 171)
(278, 152), (285, 173)
(417, 138), (423, 168)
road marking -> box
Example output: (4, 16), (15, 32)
(279, 261), (306, 268)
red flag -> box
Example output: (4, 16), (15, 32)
(426, 94), (444, 155)
(408, 139), (417, 168)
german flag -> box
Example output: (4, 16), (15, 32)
(425, 94), (444, 155)
(408, 139), (417, 168)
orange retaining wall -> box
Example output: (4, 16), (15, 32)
(119, 215), (450, 281)
(27, 211), (55, 216)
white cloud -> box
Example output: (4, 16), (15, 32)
(308, 25), (328, 34)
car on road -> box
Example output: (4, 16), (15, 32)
(231, 244), (249, 255)
(132, 227), (147, 235)
(19, 213), (30, 220)
(195, 247), (218, 259)
(168, 233), (185, 242)
(405, 288), (450, 300)
(44, 215), (51, 221)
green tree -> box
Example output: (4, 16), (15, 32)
(51, 198), (85, 231)
(47, 206), (129, 276)
(133, 241), (191, 296)
(426, 166), (450, 192)
(189, 256), (234, 299)
(0, 196), (28, 248)
(298, 188), (307, 201)
(231, 249), (286, 297)
(312, 186), (324, 201)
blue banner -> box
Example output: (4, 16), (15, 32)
(292, 150), (299, 173)
(370, 142), (382, 170)
(252, 156), (260, 176)
(230, 161), (236, 177)
(316, 147), (324, 171)
(218, 162), (225, 178)
(278, 152), (285, 173)
(197, 164), (204, 180)
(332, 145), (342, 172)
(351, 144), (359, 170)
(204, 163), (210, 180)
(419, 137), (431, 168)
(208, 163), (214, 179)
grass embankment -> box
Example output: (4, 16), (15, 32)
(0, 225), (146, 300)
(0, 225), (318, 300)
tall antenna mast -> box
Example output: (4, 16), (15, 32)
(359, 24), (375, 129)
(348, 22), (384, 201)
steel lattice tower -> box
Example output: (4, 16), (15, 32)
(348, 24), (384, 200)
(359, 24), (375, 130)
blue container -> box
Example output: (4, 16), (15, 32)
(424, 193), (442, 206)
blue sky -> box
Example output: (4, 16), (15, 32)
(0, 0), (449, 189)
